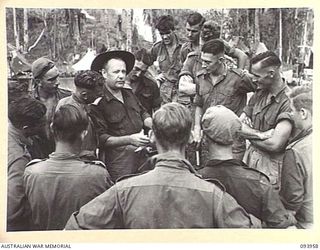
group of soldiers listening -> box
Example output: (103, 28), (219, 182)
(7, 12), (312, 231)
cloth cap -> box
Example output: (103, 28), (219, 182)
(31, 57), (55, 79)
(201, 105), (241, 145)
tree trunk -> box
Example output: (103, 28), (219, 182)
(23, 8), (28, 53)
(13, 8), (19, 50)
(126, 9), (133, 52)
(279, 9), (282, 60)
(254, 9), (260, 43)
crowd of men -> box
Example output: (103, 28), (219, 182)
(7, 12), (313, 231)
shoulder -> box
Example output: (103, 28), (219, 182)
(115, 171), (148, 183)
(230, 67), (245, 77)
(25, 158), (47, 171)
(82, 159), (107, 169)
(242, 165), (270, 184)
(57, 87), (72, 98)
(151, 41), (163, 51)
(198, 175), (226, 192)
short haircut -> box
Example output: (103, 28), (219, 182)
(250, 51), (282, 68)
(187, 12), (205, 26)
(155, 15), (175, 32)
(134, 48), (153, 66)
(290, 86), (312, 114)
(9, 96), (46, 128)
(52, 104), (89, 143)
(152, 102), (192, 150)
(201, 39), (225, 55)
(74, 70), (105, 89)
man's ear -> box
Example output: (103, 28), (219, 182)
(80, 90), (88, 100)
(80, 130), (88, 140)
(300, 108), (308, 120)
(189, 130), (194, 144)
(268, 70), (275, 78)
(149, 130), (156, 144)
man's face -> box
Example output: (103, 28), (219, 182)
(290, 102), (303, 130)
(127, 61), (148, 82)
(40, 66), (60, 94)
(250, 62), (275, 89)
(186, 23), (202, 43)
(201, 52), (223, 74)
(159, 30), (174, 45)
(102, 59), (126, 90)
(81, 86), (103, 104)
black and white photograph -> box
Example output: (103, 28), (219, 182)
(4, 5), (315, 237)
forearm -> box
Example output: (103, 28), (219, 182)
(144, 117), (152, 129)
(102, 135), (133, 148)
(194, 106), (203, 129)
(250, 138), (285, 153)
(239, 123), (266, 140)
(234, 48), (248, 69)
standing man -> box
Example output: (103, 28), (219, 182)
(240, 51), (293, 187)
(199, 105), (296, 228)
(193, 39), (255, 163)
(56, 70), (105, 159)
(24, 105), (112, 230)
(90, 50), (152, 182)
(65, 103), (260, 229)
(8, 97), (46, 231)
(280, 87), (313, 229)
(149, 15), (183, 104)
(126, 48), (161, 116)
(31, 57), (71, 158)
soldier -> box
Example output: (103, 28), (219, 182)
(24, 104), (113, 230)
(280, 86), (313, 229)
(65, 103), (260, 229)
(199, 105), (296, 228)
(31, 57), (71, 158)
(8, 96), (46, 231)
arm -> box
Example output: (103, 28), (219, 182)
(232, 48), (248, 69)
(250, 120), (292, 152)
(65, 186), (122, 230)
(179, 75), (196, 96)
(279, 150), (305, 212)
(194, 105), (203, 145)
(143, 117), (152, 129)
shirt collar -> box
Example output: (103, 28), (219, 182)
(270, 83), (289, 103)
(8, 122), (32, 147)
(289, 127), (312, 144)
(205, 158), (244, 168)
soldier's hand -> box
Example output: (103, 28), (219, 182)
(193, 126), (202, 148)
(259, 129), (275, 140)
(130, 131), (150, 147)
(240, 113), (253, 128)
(156, 73), (166, 84)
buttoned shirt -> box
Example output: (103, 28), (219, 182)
(280, 128), (313, 228)
(65, 152), (260, 229)
(89, 87), (150, 181)
(199, 159), (296, 228)
(7, 122), (32, 231)
(23, 152), (112, 230)
(150, 34), (183, 83)
(194, 65), (255, 115)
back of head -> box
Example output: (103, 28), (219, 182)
(32, 57), (55, 80)
(250, 51), (281, 69)
(290, 86), (313, 115)
(74, 70), (105, 90)
(152, 102), (192, 150)
(155, 15), (175, 32)
(187, 12), (205, 26)
(201, 105), (242, 145)
(201, 39), (225, 55)
(52, 104), (89, 143)
(9, 96), (47, 129)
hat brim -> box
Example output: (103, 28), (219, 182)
(90, 50), (135, 74)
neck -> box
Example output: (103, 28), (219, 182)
(106, 85), (121, 95)
(55, 141), (81, 155)
(268, 76), (284, 94)
(156, 143), (186, 159)
(211, 63), (225, 76)
(208, 140), (233, 160)
(38, 87), (56, 99)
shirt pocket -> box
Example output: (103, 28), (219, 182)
(264, 110), (278, 128)
(108, 112), (126, 130)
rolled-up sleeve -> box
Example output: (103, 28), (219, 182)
(65, 185), (122, 230)
(89, 105), (112, 146)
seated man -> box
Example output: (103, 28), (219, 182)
(56, 70), (105, 159)
(8, 96), (46, 231)
(199, 105), (296, 228)
(90, 50), (152, 182)
(280, 86), (313, 229)
(24, 104), (113, 230)
(65, 103), (260, 229)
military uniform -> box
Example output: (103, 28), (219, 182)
(23, 152), (113, 230)
(7, 122), (32, 231)
(65, 152), (260, 229)
(150, 35), (183, 104)
(280, 128), (313, 229)
(199, 159), (296, 228)
(31, 87), (72, 158)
